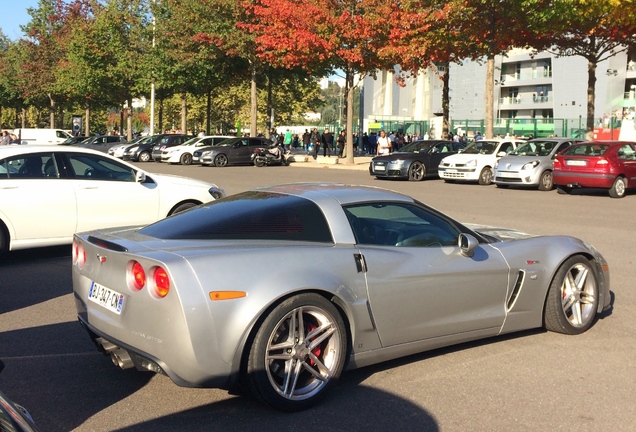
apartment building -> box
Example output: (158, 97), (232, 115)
(362, 47), (636, 137)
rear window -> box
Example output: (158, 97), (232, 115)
(562, 144), (609, 156)
(139, 191), (334, 242)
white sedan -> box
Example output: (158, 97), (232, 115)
(161, 135), (233, 165)
(438, 138), (525, 185)
(0, 146), (225, 252)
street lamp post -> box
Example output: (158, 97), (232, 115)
(606, 69), (618, 140)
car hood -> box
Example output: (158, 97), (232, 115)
(463, 223), (537, 241)
(441, 153), (491, 164)
(496, 155), (550, 169)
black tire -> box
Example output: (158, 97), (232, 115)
(0, 227), (7, 254)
(538, 170), (553, 191)
(138, 151), (151, 162)
(478, 167), (493, 185)
(180, 153), (193, 165)
(544, 255), (599, 335)
(608, 176), (627, 198)
(254, 157), (266, 167)
(556, 185), (571, 195)
(214, 154), (228, 167)
(168, 202), (197, 216)
(408, 162), (425, 181)
(246, 293), (347, 411)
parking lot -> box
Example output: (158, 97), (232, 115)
(1, 162), (634, 431)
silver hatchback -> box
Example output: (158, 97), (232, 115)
(493, 138), (582, 190)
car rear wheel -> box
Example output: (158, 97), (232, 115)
(478, 167), (493, 185)
(214, 154), (228, 167)
(138, 151), (151, 162)
(609, 176), (627, 198)
(246, 293), (347, 411)
(544, 255), (599, 335)
(538, 170), (553, 191)
(408, 162), (425, 181)
(180, 153), (193, 165)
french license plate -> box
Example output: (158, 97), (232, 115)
(374, 165), (386, 171)
(499, 172), (517, 178)
(193, 156), (199, 162)
(567, 160), (587, 166)
(88, 282), (125, 314)
(446, 169), (457, 173)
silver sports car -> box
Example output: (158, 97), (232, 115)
(72, 184), (610, 411)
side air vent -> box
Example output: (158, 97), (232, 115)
(507, 271), (525, 311)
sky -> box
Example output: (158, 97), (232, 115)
(0, 0), (38, 40)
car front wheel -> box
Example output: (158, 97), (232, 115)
(138, 151), (151, 162)
(478, 167), (493, 185)
(246, 293), (347, 411)
(609, 176), (627, 198)
(538, 170), (553, 191)
(180, 153), (193, 165)
(408, 161), (425, 181)
(544, 255), (599, 335)
(214, 154), (228, 167)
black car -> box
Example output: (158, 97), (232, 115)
(122, 134), (191, 162)
(369, 140), (465, 181)
(196, 137), (273, 166)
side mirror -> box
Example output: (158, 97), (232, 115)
(135, 171), (146, 183)
(497, 151), (507, 157)
(459, 233), (479, 258)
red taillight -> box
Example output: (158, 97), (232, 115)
(75, 241), (86, 268)
(553, 158), (562, 169)
(153, 267), (170, 298)
(130, 261), (146, 290)
(596, 159), (609, 166)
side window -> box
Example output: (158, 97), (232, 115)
(1, 153), (56, 179)
(66, 153), (135, 181)
(344, 202), (459, 247)
(554, 142), (570, 156)
(617, 144), (636, 160)
(499, 143), (512, 154)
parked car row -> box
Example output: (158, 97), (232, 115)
(370, 138), (636, 198)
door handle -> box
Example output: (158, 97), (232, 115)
(354, 253), (367, 273)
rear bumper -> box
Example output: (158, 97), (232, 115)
(553, 171), (614, 188)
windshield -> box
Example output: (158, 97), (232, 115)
(462, 140), (497, 155)
(561, 143), (609, 157)
(180, 137), (200, 146)
(511, 141), (555, 157)
(399, 141), (432, 153)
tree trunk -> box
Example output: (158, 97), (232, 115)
(441, 61), (450, 139)
(266, 75), (273, 137)
(21, 106), (25, 128)
(250, 63), (258, 136)
(344, 69), (355, 165)
(127, 97), (133, 140)
(586, 59), (597, 140)
(85, 99), (91, 137)
(485, 56), (495, 138)
(49, 95), (55, 128)
(206, 88), (212, 135)
(181, 90), (187, 133)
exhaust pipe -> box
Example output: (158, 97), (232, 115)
(95, 337), (134, 369)
(110, 349), (134, 369)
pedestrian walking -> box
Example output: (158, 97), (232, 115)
(302, 129), (311, 154)
(377, 130), (391, 156)
(321, 128), (333, 157)
(336, 130), (346, 158)
(310, 128), (321, 159)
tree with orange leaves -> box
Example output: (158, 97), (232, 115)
(243, 0), (394, 164)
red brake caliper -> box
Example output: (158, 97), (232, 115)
(306, 323), (321, 366)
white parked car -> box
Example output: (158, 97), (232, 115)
(493, 138), (582, 190)
(438, 138), (525, 185)
(161, 135), (233, 165)
(0, 146), (225, 252)
(13, 128), (72, 145)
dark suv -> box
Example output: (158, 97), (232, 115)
(123, 134), (192, 162)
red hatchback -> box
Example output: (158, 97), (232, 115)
(553, 141), (636, 198)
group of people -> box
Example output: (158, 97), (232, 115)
(0, 130), (20, 145)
